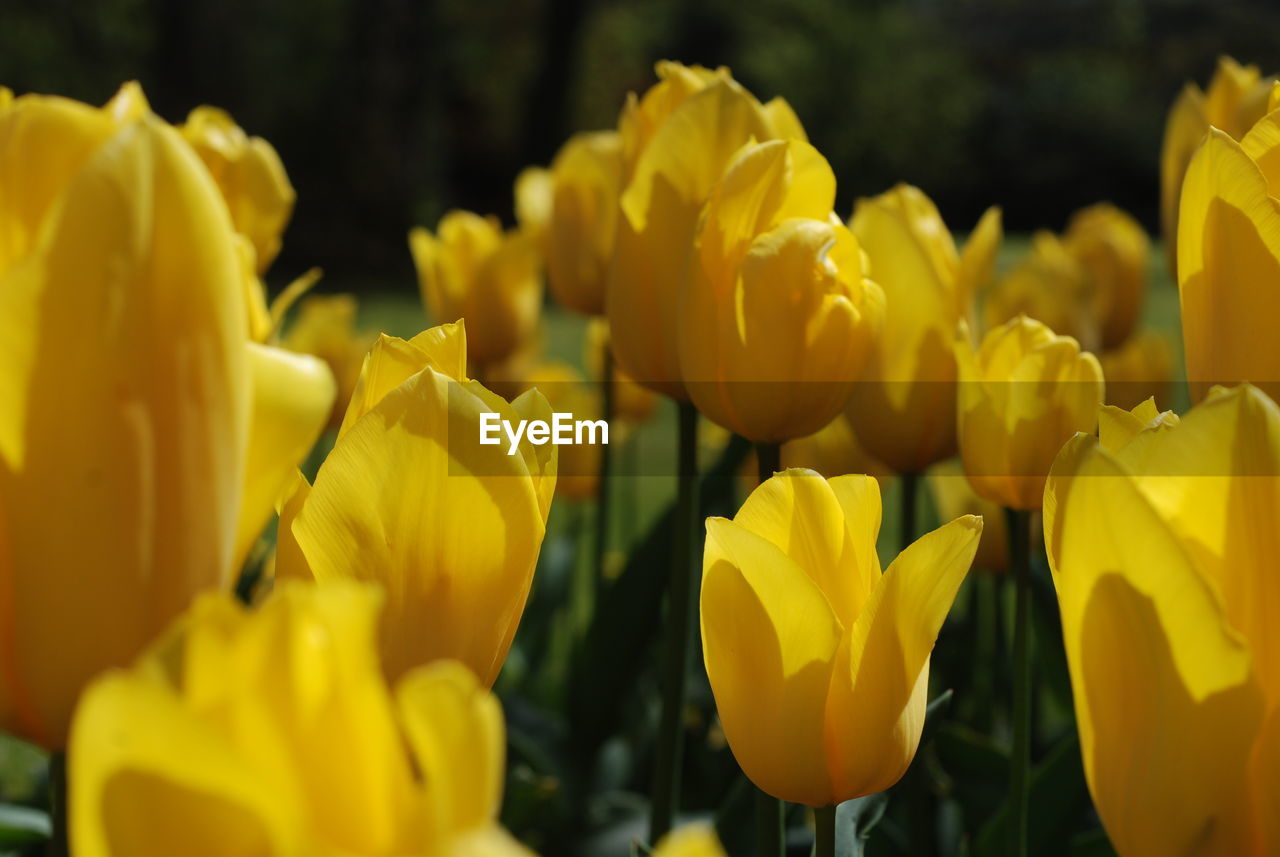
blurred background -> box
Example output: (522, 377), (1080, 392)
(4, 0), (1280, 283)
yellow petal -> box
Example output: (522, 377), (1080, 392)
(69, 671), (301, 857)
(273, 470), (311, 582)
(1178, 128), (1280, 401)
(652, 823), (731, 857)
(234, 343), (335, 571)
(337, 324), (467, 439)
(823, 515), (980, 802)
(396, 660), (504, 835)
(1043, 434), (1262, 857)
(0, 117), (247, 747)
(700, 516), (842, 806)
(955, 205), (1003, 313)
(1159, 83), (1207, 278)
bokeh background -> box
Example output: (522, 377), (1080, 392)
(5, 0), (1280, 282)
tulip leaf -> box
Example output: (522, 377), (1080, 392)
(971, 732), (1091, 857)
(834, 792), (889, 857)
(0, 803), (50, 845)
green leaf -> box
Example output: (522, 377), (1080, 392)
(835, 792), (889, 857)
(0, 803), (50, 846)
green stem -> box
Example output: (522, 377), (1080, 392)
(1007, 507), (1033, 857)
(814, 804), (837, 857)
(46, 752), (67, 857)
(649, 401), (700, 842)
(592, 341), (614, 602)
(756, 787), (784, 857)
(900, 471), (918, 553)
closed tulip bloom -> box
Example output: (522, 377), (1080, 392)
(956, 316), (1104, 510)
(1178, 120), (1280, 401)
(410, 211), (542, 369)
(848, 184), (1001, 472)
(984, 230), (1099, 353)
(181, 105), (295, 274)
(1043, 386), (1280, 857)
(513, 164), (552, 250)
(928, 460), (1008, 573)
(1099, 330), (1173, 411)
(518, 362), (602, 502)
(701, 469), (981, 807)
(1063, 203), (1150, 350)
(70, 581), (534, 857)
(781, 413), (890, 485)
(679, 139), (884, 442)
(276, 322), (556, 686)
(607, 61), (806, 399)
(545, 131), (623, 315)
(1161, 56), (1273, 277)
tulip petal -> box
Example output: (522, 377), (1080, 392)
(234, 344), (335, 571)
(1178, 128), (1280, 399)
(955, 205), (1003, 312)
(338, 323), (468, 439)
(396, 661), (504, 834)
(1160, 83), (1207, 278)
(823, 515), (980, 802)
(70, 672), (300, 857)
(1043, 434), (1263, 857)
(700, 516), (842, 806)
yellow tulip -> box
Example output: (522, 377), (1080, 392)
(848, 183), (1001, 472)
(1161, 56), (1273, 277)
(584, 318), (658, 423)
(518, 361), (603, 502)
(70, 580), (534, 857)
(180, 105), (295, 274)
(410, 211), (543, 369)
(782, 413), (891, 484)
(1043, 386), (1280, 857)
(651, 823), (730, 857)
(984, 230), (1099, 353)
(1099, 330), (1173, 412)
(1177, 120), (1280, 402)
(281, 293), (377, 428)
(1062, 203), (1150, 350)
(513, 164), (553, 251)
(276, 322), (556, 685)
(956, 316), (1104, 510)
(545, 131), (623, 316)
(701, 469), (981, 807)
(679, 138), (884, 442)
(927, 460), (1008, 574)
(607, 61), (806, 399)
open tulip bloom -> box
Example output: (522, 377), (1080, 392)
(1045, 386), (1280, 856)
(700, 468), (981, 807)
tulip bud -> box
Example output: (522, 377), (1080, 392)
(1063, 202), (1150, 350)
(409, 211), (542, 369)
(701, 469), (980, 807)
(1178, 122), (1280, 402)
(1043, 385), (1280, 857)
(607, 61), (807, 399)
(848, 184), (1001, 473)
(276, 322), (556, 686)
(928, 460), (1008, 574)
(180, 106), (296, 274)
(680, 139), (884, 442)
(545, 131), (623, 316)
(1099, 329), (1173, 412)
(956, 316), (1104, 510)
(70, 581), (533, 857)
(984, 231), (1099, 354)
(1161, 56), (1274, 278)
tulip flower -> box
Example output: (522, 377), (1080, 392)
(180, 105), (295, 274)
(781, 413), (890, 485)
(70, 580), (534, 857)
(1043, 385), (1280, 856)
(281, 293), (377, 428)
(517, 361), (603, 502)
(956, 315), (1104, 510)
(514, 164), (553, 250)
(1099, 330), (1173, 411)
(607, 61), (807, 399)
(545, 130), (623, 316)
(276, 322), (556, 685)
(1161, 56), (1273, 277)
(679, 138), (884, 442)
(652, 824), (730, 857)
(984, 231), (1099, 353)
(847, 183), (1001, 472)
(409, 211), (542, 370)
(1062, 203), (1150, 350)
(701, 468), (981, 807)
(1177, 121), (1280, 401)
